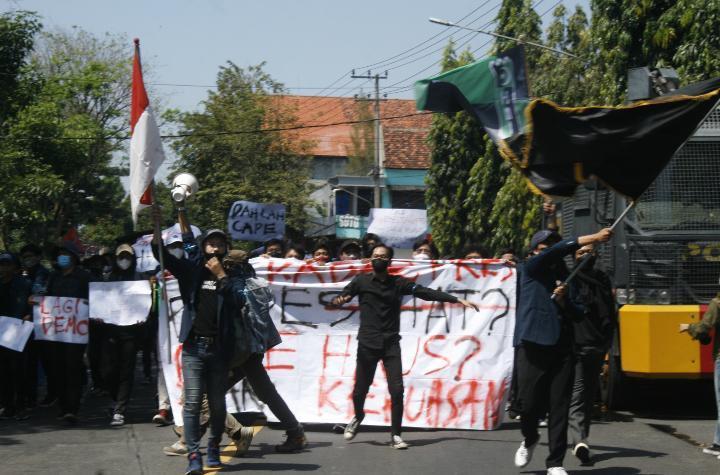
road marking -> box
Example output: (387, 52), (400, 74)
(204, 426), (265, 472)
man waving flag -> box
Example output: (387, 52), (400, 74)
(129, 38), (166, 224)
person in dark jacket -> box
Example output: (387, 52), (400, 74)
(332, 244), (479, 449)
(45, 242), (91, 424)
(19, 243), (49, 409)
(567, 244), (616, 464)
(152, 226), (247, 474)
(512, 228), (611, 475)
(102, 244), (148, 426)
(0, 251), (32, 420)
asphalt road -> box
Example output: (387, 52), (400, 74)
(1, 378), (718, 475)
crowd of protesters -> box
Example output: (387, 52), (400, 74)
(6, 203), (719, 475)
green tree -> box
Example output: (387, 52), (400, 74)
(347, 98), (375, 175)
(485, 0), (543, 253)
(0, 26), (132, 249)
(171, 62), (314, 241)
(424, 43), (488, 257)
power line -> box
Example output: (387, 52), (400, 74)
(2, 111), (433, 142)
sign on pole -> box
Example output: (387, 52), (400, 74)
(89, 281), (152, 326)
(366, 208), (428, 248)
(227, 200), (285, 242)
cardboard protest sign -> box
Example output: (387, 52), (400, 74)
(33, 296), (89, 344)
(133, 223), (202, 273)
(89, 281), (152, 326)
(243, 257), (515, 430)
(0, 316), (34, 352)
(366, 208), (428, 248)
(227, 200), (285, 242)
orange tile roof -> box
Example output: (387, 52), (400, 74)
(274, 95), (432, 169)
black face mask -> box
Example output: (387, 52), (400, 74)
(578, 254), (597, 270)
(205, 252), (225, 262)
(371, 258), (389, 273)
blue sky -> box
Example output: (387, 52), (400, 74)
(7, 0), (590, 113)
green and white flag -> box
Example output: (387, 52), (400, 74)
(415, 46), (529, 142)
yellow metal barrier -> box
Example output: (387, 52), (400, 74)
(619, 305), (702, 377)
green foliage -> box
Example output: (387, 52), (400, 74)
(170, 62), (314, 241)
(347, 99), (375, 175)
(0, 11), (41, 127)
(0, 25), (132, 250)
(424, 43), (488, 257)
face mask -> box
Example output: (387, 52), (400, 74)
(371, 258), (389, 273)
(57, 255), (72, 269)
(205, 252), (225, 261)
(168, 248), (185, 259)
(22, 256), (39, 268)
(413, 253), (431, 261)
(117, 258), (132, 270)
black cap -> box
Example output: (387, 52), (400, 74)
(340, 239), (361, 252)
(530, 230), (561, 250)
(0, 251), (18, 265)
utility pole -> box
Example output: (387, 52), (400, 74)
(351, 69), (388, 209)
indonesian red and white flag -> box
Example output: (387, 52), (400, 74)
(129, 39), (165, 224)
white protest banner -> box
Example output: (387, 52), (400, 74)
(227, 200), (285, 242)
(89, 281), (152, 326)
(133, 223), (202, 273)
(157, 275), (186, 425)
(235, 257), (516, 430)
(366, 208), (428, 248)
(0, 316), (34, 352)
(33, 296), (89, 344)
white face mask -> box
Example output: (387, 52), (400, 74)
(413, 253), (431, 261)
(169, 248), (185, 259)
(117, 258), (132, 270)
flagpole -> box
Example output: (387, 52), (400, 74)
(551, 200), (636, 301)
(149, 182), (172, 362)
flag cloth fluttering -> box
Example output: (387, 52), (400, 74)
(129, 38), (166, 224)
(415, 48), (720, 199)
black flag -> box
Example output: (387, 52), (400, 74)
(517, 77), (720, 198)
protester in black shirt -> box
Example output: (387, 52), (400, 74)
(19, 243), (49, 408)
(331, 244), (479, 449)
(45, 242), (91, 424)
(567, 244), (616, 464)
(102, 244), (148, 427)
(0, 251), (32, 421)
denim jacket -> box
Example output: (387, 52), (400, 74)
(152, 232), (246, 360)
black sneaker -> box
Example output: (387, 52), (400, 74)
(702, 443), (720, 456)
(275, 428), (308, 453)
(344, 416), (361, 441)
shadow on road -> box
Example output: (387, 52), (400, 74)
(219, 462), (322, 472)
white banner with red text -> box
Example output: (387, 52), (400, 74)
(33, 296), (89, 344)
(249, 257), (516, 430)
(158, 258), (516, 430)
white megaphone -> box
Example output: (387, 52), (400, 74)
(170, 173), (199, 203)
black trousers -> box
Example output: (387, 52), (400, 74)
(239, 353), (300, 432)
(102, 325), (142, 415)
(515, 343), (575, 468)
(37, 340), (58, 401)
(51, 343), (86, 415)
(0, 346), (28, 413)
(88, 320), (108, 390)
(353, 341), (404, 436)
